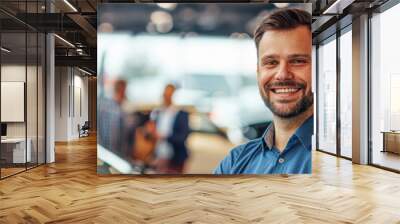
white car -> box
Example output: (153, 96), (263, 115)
(209, 85), (273, 144)
(175, 74), (273, 144)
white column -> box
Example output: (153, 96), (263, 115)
(45, 1), (56, 163)
(352, 14), (369, 164)
(46, 33), (55, 163)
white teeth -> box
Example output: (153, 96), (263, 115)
(274, 88), (298, 93)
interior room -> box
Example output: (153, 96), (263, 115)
(0, 15), (46, 178)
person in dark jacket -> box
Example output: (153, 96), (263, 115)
(151, 84), (190, 174)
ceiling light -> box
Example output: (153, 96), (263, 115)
(323, 0), (354, 15)
(78, 67), (93, 76)
(273, 3), (290, 8)
(1, 47), (11, 53)
(54, 34), (75, 48)
(156, 3), (177, 11)
(150, 11), (173, 33)
(63, 0), (78, 12)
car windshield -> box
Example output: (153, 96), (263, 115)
(183, 74), (232, 97)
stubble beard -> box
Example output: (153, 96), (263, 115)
(260, 87), (314, 119)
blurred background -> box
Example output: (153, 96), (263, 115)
(97, 3), (311, 174)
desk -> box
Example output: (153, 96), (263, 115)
(381, 131), (400, 154)
(1, 138), (31, 163)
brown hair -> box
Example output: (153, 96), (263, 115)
(165, 83), (177, 91)
(114, 79), (127, 94)
(254, 8), (311, 53)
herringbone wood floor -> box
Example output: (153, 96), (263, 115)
(1, 135), (400, 224)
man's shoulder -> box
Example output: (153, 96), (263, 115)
(229, 137), (264, 159)
(214, 137), (264, 174)
(177, 109), (188, 116)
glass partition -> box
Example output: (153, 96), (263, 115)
(38, 32), (45, 165)
(1, 30), (28, 177)
(0, 1), (46, 179)
(339, 28), (352, 158)
(317, 36), (337, 154)
(371, 3), (400, 171)
(26, 0), (41, 169)
(27, 30), (38, 169)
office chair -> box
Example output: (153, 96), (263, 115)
(79, 121), (90, 138)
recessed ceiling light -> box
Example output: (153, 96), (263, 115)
(323, 0), (354, 15)
(157, 3), (177, 10)
(1, 47), (11, 53)
(273, 3), (289, 8)
(63, 0), (78, 12)
(78, 67), (93, 76)
(54, 34), (75, 48)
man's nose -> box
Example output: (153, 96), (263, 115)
(275, 62), (294, 80)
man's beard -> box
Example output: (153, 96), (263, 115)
(259, 81), (314, 118)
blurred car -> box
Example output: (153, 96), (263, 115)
(175, 73), (273, 144)
(209, 83), (273, 144)
(174, 73), (233, 112)
(238, 86), (272, 141)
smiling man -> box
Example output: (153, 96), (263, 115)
(214, 8), (313, 174)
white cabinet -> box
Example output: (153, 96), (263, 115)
(1, 138), (32, 163)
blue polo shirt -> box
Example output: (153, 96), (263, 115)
(214, 116), (313, 174)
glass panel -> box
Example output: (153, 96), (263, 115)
(38, 32), (45, 165)
(27, 31), (38, 169)
(317, 37), (337, 154)
(371, 4), (400, 171)
(27, 0), (38, 168)
(0, 1), (46, 178)
(1, 30), (28, 177)
(339, 29), (352, 158)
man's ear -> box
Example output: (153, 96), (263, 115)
(256, 66), (260, 78)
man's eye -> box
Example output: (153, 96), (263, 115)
(290, 59), (308, 64)
(263, 60), (279, 66)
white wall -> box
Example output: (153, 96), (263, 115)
(55, 66), (69, 141)
(1, 65), (35, 138)
(54, 67), (89, 141)
(1, 65), (26, 139)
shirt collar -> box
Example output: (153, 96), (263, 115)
(262, 115), (314, 151)
(293, 115), (314, 151)
(262, 122), (274, 150)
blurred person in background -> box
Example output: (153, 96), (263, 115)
(215, 8), (313, 174)
(98, 79), (131, 159)
(151, 84), (190, 174)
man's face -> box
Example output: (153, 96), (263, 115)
(163, 86), (175, 106)
(114, 81), (126, 104)
(257, 26), (313, 118)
